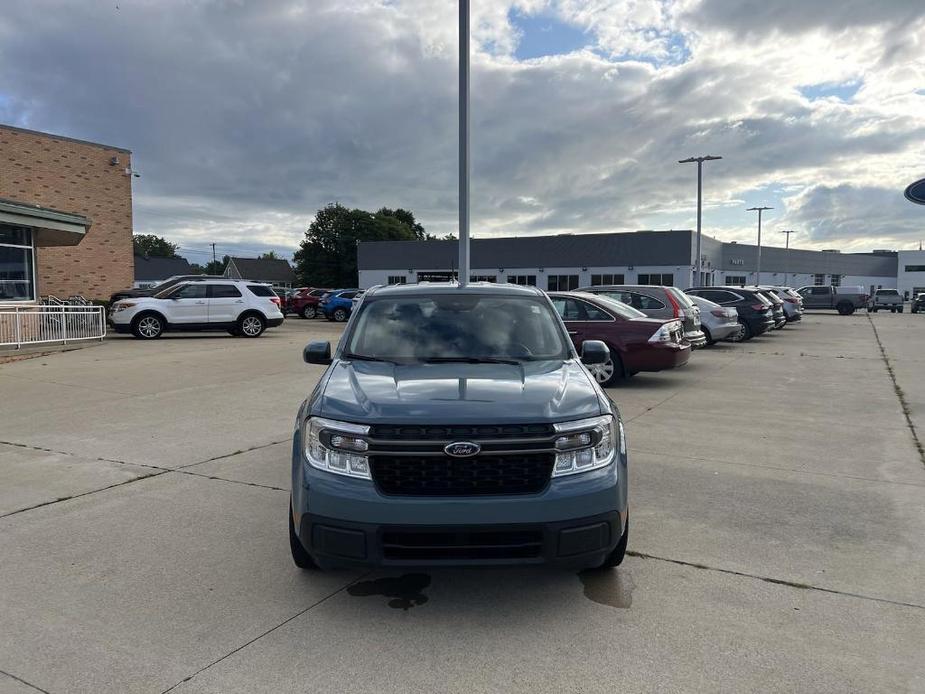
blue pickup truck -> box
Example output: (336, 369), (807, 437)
(290, 282), (629, 570)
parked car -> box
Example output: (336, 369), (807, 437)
(274, 288), (295, 315)
(685, 287), (775, 341)
(576, 284), (707, 348)
(762, 286), (803, 322)
(796, 285), (868, 315)
(109, 280), (284, 339)
(292, 282), (628, 570)
(870, 288), (904, 313)
(748, 287), (787, 329)
(548, 291), (690, 385)
(911, 293), (925, 314)
(685, 294), (741, 344)
(351, 290), (366, 314)
(109, 274), (224, 304)
(320, 289), (361, 322)
(289, 287), (331, 319)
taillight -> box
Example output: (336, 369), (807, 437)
(784, 297), (797, 304)
(270, 296), (281, 306)
(751, 304), (767, 311)
(710, 309), (727, 318)
(665, 291), (682, 318)
(649, 321), (682, 344)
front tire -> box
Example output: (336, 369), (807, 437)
(333, 308), (348, 322)
(837, 302), (854, 315)
(131, 313), (164, 339)
(302, 305), (316, 319)
(238, 313), (266, 338)
(598, 516), (629, 568)
(289, 503), (318, 570)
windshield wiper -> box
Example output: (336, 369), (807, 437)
(342, 352), (393, 363)
(422, 357), (521, 365)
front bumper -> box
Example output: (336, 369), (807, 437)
(291, 432), (627, 568)
(267, 317), (284, 328)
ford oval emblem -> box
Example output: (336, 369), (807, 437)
(444, 441), (481, 458)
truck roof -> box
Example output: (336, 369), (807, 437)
(365, 282), (545, 299)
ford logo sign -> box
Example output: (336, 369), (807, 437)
(444, 441), (481, 458)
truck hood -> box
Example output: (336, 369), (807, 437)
(314, 359), (603, 424)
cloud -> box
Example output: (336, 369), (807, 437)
(0, 0), (923, 259)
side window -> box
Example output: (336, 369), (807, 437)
(576, 300), (612, 321)
(210, 284), (242, 298)
(631, 292), (666, 310)
(172, 284), (208, 299)
(340, 291), (357, 299)
(810, 287), (829, 296)
(710, 291), (736, 304)
(551, 298), (585, 321)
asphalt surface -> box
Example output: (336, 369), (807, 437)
(1, 311), (924, 693)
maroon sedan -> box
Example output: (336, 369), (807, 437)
(289, 287), (331, 319)
(548, 291), (691, 386)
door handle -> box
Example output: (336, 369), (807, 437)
(567, 330), (578, 335)
(194, 301), (206, 305)
(235, 299), (244, 303)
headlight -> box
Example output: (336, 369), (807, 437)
(302, 416), (371, 479)
(551, 415), (619, 477)
(112, 302), (135, 312)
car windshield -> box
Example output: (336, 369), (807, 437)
(344, 294), (570, 362)
(591, 294), (647, 319)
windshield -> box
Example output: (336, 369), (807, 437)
(344, 294), (570, 362)
(592, 294), (647, 319)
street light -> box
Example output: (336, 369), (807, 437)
(679, 155), (722, 287)
(746, 206), (773, 284)
(458, 0), (470, 287)
(780, 230), (796, 286)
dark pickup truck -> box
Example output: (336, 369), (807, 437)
(290, 282), (629, 570)
(796, 286), (868, 315)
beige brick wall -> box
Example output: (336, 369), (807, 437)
(0, 125), (135, 301)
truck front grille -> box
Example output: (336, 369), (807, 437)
(381, 527), (544, 560)
(370, 423), (554, 441)
(370, 453), (554, 496)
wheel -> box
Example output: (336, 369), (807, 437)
(734, 319), (753, 341)
(587, 351), (623, 387)
(289, 502), (318, 570)
(872, 307), (879, 312)
(333, 308), (348, 322)
(598, 516), (629, 568)
(890, 308), (896, 313)
(301, 305), (316, 319)
(238, 313), (266, 338)
(131, 313), (164, 339)
(836, 302), (853, 315)
(702, 326), (715, 345)
(898, 306), (904, 313)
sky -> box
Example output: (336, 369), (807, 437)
(1, 0), (924, 264)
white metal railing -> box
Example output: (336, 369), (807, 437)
(0, 304), (106, 349)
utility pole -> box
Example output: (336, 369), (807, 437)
(458, 0), (470, 287)
(780, 230), (795, 286)
(746, 206), (773, 284)
(211, 243), (217, 266)
(679, 155), (722, 287)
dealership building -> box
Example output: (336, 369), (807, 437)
(0, 124), (135, 304)
(358, 230), (925, 298)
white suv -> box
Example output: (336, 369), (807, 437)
(110, 280), (285, 339)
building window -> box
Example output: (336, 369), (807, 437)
(547, 275), (579, 291)
(469, 275), (496, 283)
(830, 274), (841, 287)
(637, 273), (673, 286)
(904, 265), (925, 272)
(724, 275), (746, 286)
(814, 274), (825, 286)
(0, 225), (35, 302)
(387, 275), (407, 285)
(507, 275), (536, 286)
(590, 273), (624, 286)
(417, 271), (456, 282)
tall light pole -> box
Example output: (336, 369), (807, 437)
(780, 230), (796, 286)
(679, 155), (722, 287)
(458, 0), (470, 287)
(746, 206), (773, 284)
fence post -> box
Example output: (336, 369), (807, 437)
(15, 307), (22, 350)
(61, 306), (68, 344)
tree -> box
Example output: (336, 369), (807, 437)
(204, 255), (229, 275)
(260, 251), (279, 260)
(442, 233), (458, 241)
(133, 234), (178, 258)
(294, 204), (425, 287)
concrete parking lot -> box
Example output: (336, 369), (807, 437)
(2, 313), (924, 693)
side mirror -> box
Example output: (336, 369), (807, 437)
(581, 340), (609, 365)
(304, 341), (332, 365)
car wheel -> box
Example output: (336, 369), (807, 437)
(289, 501), (318, 570)
(302, 305), (316, 319)
(702, 326), (714, 345)
(333, 308), (348, 322)
(587, 351), (623, 387)
(836, 302), (853, 315)
(597, 516), (629, 569)
(872, 307), (878, 312)
(733, 319), (752, 341)
(239, 313), (266, 338)
(898, 306), (904, 313)
(131, 313), (164, 339)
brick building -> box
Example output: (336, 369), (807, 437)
(0, 124), (134, 302)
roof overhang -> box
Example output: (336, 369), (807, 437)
(0, 198), (91, 247)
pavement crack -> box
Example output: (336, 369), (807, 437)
(0, 667), (52, 693)
(174, 469), (287, 492)
(867, 315), (925, 468)
(0, 440), (169, 473)
(627, 550), (925, 610)
(159, 571), (373, 693)
(178, 439), (290, 470)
